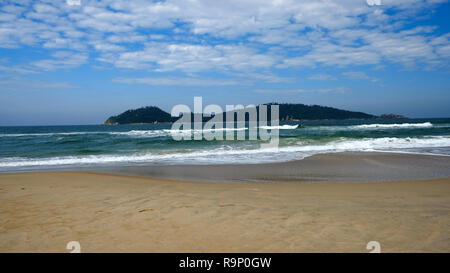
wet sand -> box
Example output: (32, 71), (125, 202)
(95, 152), (450, 183)
(1, 156), (449, 252)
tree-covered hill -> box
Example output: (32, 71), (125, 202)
(104, 103), (377, 124)
(272, 103), (375, 120)
(104, 106), (175, 124)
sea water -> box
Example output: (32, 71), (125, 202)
(1, 118), (449, 172)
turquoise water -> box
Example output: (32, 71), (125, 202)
(1, 118), (449, 171)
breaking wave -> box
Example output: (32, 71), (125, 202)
(1, 136), (448, 168)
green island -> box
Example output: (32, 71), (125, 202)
(104, 103), (405, 125)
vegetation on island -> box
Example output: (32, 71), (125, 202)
(104, 103), (382, 125)
(104, 106), (175, 125)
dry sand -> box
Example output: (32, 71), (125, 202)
(0, 171), (449, 252)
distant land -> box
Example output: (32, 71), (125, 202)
(104, 103), (404, 125)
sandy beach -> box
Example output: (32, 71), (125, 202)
(0, 153), (449, 252)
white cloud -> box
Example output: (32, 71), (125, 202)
(254, 88), (334, 94)
(113, 77), (247, 86)
(104, 43), (278, 73)
(32, 51), (88, 71)
(342, 71), (379, 82)
(66, 0), (81, 7)
(0, 0), (448, 77)
(0, 64), (37, 74)
(308, 73), (338, 81)
(0, 75), (77, 91)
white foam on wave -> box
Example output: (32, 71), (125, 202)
(0, 132), (104, 137)
(0, 124), (301, 138)
(302, 122), (436, 132)
(1, 136), (449, 168)
(350, 122), (433, 129)
(163, 127), (248, 133)
(259, 124), (299, 130)
(0, 127), (252, 138)
(286, 136), (450, 153)
(112, 130), (167, 137)
(0, 122), (440, 139)
(0, 131), (164, 137)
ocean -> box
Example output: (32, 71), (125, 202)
(1, 118), (449, 172)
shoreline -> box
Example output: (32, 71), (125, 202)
(70, 151), (450, 183)
(1, 151), (450, 183)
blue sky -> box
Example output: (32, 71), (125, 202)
(0, 0), (450, 125)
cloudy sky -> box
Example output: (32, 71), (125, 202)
(0, 0), (450, 125)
